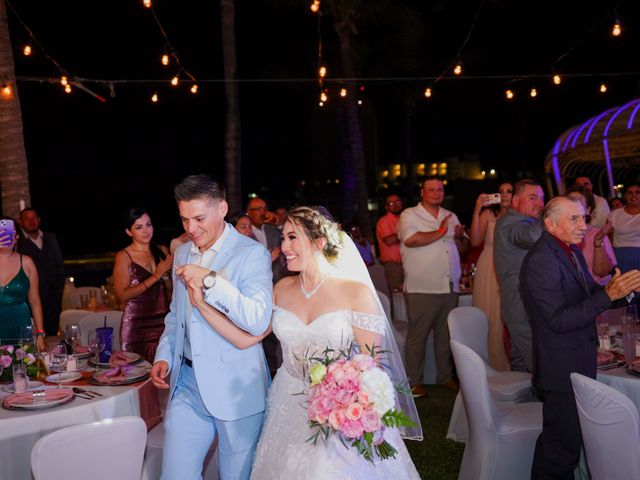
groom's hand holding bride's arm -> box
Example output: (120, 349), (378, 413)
(187, 281), (271, 349)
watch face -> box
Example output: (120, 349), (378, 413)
(204, 274), (215, 288)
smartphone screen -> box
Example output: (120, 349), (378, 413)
(0, 219), (16, 240)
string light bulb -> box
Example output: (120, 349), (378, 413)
(357, 99), (363, 105)
(505, 89), (514, 100)
(453, 63), (462, 75)
(310, 1), (320, 13)
(161, 54), (170, 66)
(318, 101), (324, 107)
(170, 75), (179, 86)
(424, 87), (432, 98)
(552, 74), (561, 85)
(151, 92), (158, 103)
(190, 84), (199, 94)
(143, 0), (152, 8)
(64, 84), (72, 94)
(600, 83), (608, 93)
(2, 83), (12, 96)
(320, 91), (328, 102)
(60, 76), (68, 86)
(612, 21), (621, 37)
(530, 88), (537, 98)
(339, 88), (347, 97)
(318, 66), (327, 78)
(23, 44), (32, 56)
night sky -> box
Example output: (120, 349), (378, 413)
(5, 0), (640, 255)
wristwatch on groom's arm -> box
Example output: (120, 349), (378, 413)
(203, 270), (217, 289)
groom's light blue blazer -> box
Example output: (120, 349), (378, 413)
(155, 224), (273, 421)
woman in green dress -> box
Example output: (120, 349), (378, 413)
(0, 217), (46, 351)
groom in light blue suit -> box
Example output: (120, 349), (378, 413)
(151, 175), (272, 480)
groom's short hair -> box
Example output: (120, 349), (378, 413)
(174, 175), (226, 203)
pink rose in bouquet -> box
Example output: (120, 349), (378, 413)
(304, 344), (415, 462)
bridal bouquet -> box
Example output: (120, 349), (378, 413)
(304, 344), (415, 462)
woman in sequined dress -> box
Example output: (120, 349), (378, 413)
(113, 208), (172, 361)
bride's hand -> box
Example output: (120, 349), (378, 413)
(187, 284), (205, 308)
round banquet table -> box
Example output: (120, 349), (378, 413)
(0, 373), (161, 479)
(597, 366), (640, 409)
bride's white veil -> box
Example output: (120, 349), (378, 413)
(328, 234), (423, 441)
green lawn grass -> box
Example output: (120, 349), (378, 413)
(404, 386), (465, 479)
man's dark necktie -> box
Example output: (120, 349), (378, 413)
(570, 250), (590, 295)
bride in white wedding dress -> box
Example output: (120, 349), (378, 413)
(250, 206), (422, 480)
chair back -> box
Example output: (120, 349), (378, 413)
(450, 340), (498, 434)
(79, 311), (123, 351)
(376, 289), (391, 320)
(570, 373), (640, 480)
(31, 416), (147, 480)
(448, 307), (490, 365)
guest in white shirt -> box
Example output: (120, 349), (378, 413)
(397, 177), (468, 396)
(608, 183), (640, 273)
(573, 176), (611, 228)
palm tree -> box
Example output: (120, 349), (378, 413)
(220, 0), (242, 212)
(0, 0), (31, 218)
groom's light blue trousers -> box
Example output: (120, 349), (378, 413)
(161, 363), (264, 480)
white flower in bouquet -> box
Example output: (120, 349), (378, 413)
(360, 367), (396, 415)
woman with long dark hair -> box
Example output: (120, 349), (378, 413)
(112, 208), (172, 361)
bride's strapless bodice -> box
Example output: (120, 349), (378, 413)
(272, 307), (386, 381)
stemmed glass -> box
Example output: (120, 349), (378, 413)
(50, 352), (67, 388)
(64, 324), (82, 355)
(88, 329), (104, 370)
(20, 325), (34, 348)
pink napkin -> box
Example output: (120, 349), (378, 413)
(109, 351), (133, 367)
(74, 345), (89, 354)
(4, 388), (73, 407)
(94, 365), (135, 384)
(597, 351), (616, 366)
(630, 358), (640, 369)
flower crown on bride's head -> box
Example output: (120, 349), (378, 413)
(286, 206), (345, 262)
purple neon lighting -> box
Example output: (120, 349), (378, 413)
(628, 102), (640, 129)
(571, 117), (594, 149)
(562, 127), (580, 152)
(584, 107), (618, 144)
(602, 139), (615, 197)
(551, 139), (563, 193)
(604, 99), (640, 137)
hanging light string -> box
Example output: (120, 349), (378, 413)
(434, 0), (486, 83)
(145, 4), (198, 85)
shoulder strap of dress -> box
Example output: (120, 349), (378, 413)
(123, 249), (133, 262)
(19, 254), (23, 266)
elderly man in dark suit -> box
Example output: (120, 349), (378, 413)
(17, 208), (65, 336)
(521, 196), (640, 479)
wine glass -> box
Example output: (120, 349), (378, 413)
(87, 329), (104, 370)
(64, 324), (82, 354)
(50, 353), (68, 388)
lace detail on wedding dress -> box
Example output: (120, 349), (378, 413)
(350, 311), (387, 335)
(250, 308), (420, 480)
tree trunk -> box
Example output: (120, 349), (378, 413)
(0, 0), (30, 218)
(334, 17), (372, 239)
(220, 0), (241, 212)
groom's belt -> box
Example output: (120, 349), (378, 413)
(182, 356), (193, 368)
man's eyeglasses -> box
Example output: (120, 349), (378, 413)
(386, 200), (402, 206)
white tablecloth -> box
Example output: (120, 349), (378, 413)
(597, 367), (640, 409)
(0, 378), (158, 479)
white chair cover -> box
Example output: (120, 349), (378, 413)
(58, 309), (89, 335)
(69, 286), (103, 309)
(31, 416), (147, 480)
(79, 311), (123, 351)
(571, 372), (640, 480)
(141, 422), (219, 480)
(447, 307), (533, 442)
(451, 340), (542, 480)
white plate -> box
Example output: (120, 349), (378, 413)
(90, 366), (149, 385)
(45, 372), (83, 383)
(3, 390), (74, 410)
(1, 381), (44, 393)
